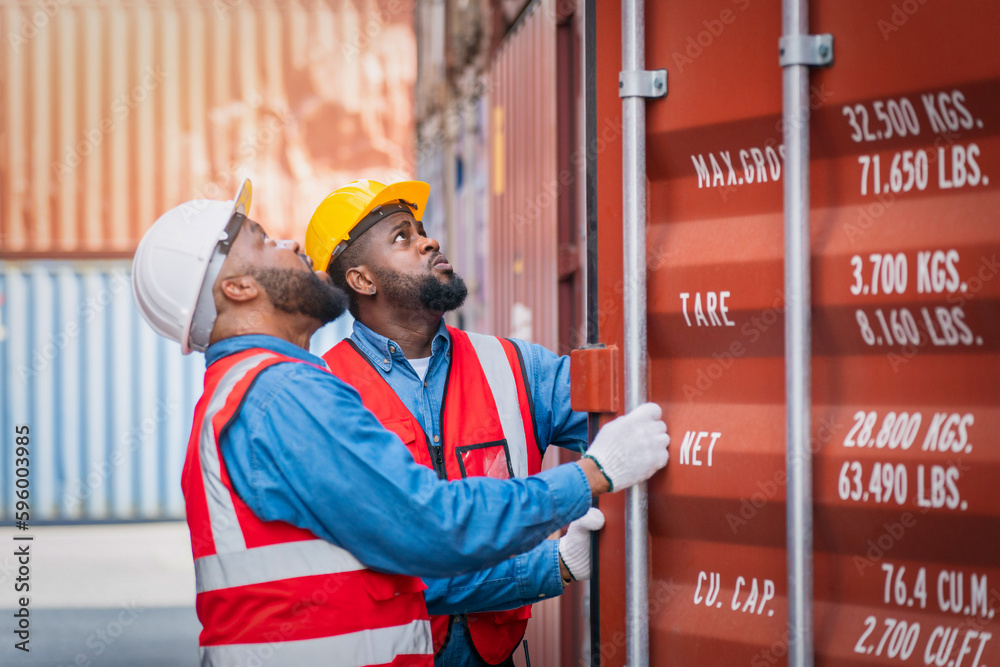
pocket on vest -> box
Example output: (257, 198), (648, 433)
(488, 605), (532, 624)
(454, 440), (514, 479)
(381, 418), (418, 448)
(361, 571), (428, 601)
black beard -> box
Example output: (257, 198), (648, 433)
(251, 267), (350, 324)
(371, 264), (469, 313)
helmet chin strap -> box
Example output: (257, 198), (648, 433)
(188, 213), (246, 352)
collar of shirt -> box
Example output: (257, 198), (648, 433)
(351, 319), (451, 373)
(205, 334), (326, 368)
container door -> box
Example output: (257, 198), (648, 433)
(592, 1), (1000, 665)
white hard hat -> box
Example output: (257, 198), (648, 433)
(132, 180), (252, 354)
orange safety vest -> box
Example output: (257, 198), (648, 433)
(324, 327), (544, 666)
(183, 348), (434, 667)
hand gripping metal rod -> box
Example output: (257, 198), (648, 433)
(781, 0), (815, 664)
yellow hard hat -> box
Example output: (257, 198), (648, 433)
(305, 179), (431, 272)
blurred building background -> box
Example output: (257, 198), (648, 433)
(1, 0), (590, 663)
(1, 0), (416, 523)
(415, 1), (589, 664)
(417, 0), (586, 358)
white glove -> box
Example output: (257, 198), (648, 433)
(583, 402), (669, 491)
(558, 507), (605, 581)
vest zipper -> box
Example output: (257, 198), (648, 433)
(430, 439), (447, 479)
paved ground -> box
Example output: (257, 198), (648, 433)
(0, 607), (200, 666)
(0, 522), (200, 666)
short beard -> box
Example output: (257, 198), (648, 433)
(251, 267), (350, 325)
(372, 265), (468, 313)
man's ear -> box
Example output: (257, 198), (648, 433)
(344, 266), (375, 296)
(218, 274), (259, 302)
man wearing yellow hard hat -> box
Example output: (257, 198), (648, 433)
(132, 181), (670, 667)
(306, 179), (672, 667)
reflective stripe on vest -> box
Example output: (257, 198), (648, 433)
(188, 349), (432, 667)
(194, 539), (365, 593)
(199, 619), (433, 667)
(200, 353), (272, 554)
(323, 330), (540, 664)
(462, 332), (529, 478)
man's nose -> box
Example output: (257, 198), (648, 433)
(419, 234), (440, 253)
(277, 239), (301, 253)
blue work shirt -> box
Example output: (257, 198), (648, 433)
(348, 321), (588, 666)
(209, 334), (592, 581)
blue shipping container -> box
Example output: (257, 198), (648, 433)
(0, 260), (351, 522)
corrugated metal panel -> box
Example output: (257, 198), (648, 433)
(416, 95), (493, 336)
(807, 3), (999, 665)
(511, 596), (561, 667)
(417, 122), (448, 261)
(0, 0), (416, 257)
(488, 2), (565, 664)
(593, 0), (1000, 665)
(0, 260), (351, 521)
(452, 95), (491, 335)
(488, 0), (559, 352)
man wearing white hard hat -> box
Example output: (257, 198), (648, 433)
(132, 181), (670, 667)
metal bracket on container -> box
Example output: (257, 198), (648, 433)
(569, 344), (619, 414)
(619, 69), (667, 99)
(778, 34), (834, 67)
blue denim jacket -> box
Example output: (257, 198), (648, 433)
(209, 334), (591, 581)
(349, 321), (588, 666)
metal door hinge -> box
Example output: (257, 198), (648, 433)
(779, 34), (834, 67)
(570, 344), (619, 414)
(618, 69), (667, 99)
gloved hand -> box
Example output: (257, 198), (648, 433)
(583, 402), (669, 492)
(558, 507), (605, 581)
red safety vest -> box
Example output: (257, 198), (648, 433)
(324, 327), (544, 666)
(183, 347), (434, 667)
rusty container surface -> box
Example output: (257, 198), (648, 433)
(488, 0), (559, 352)
(592, 1), (1000, 665)
(0, 0), (416, 256)
(488, 1), (570, 664)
